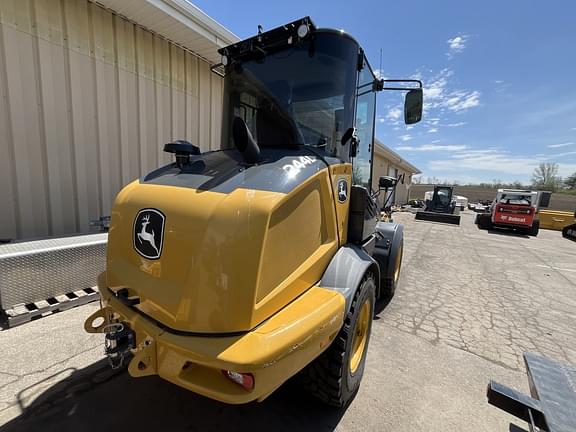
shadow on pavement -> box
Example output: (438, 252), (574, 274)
(0, 359), (347, 432)
(486, 229), (530, 239)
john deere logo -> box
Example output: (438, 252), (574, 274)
(133, 209), (165, 260)
(337, 178), (348, 203)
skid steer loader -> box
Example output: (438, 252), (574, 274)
(85, 17), (422, 407)
(415, 185), (461, 225)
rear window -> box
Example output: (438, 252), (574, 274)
(499, 194), (531, 205)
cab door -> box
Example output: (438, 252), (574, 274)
(352, 55), (377, 191)
(346, 55), (380, 244)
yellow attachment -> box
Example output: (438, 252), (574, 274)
(349, 300), (370, 374)
(88, 272), (346, 404)
(539, 210), (576, 231)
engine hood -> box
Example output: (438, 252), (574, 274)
(106, 149), (340, 333)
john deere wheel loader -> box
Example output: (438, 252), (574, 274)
(85, 17), (423, 407)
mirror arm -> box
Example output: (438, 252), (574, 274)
(380, 79), (423, 90)
(210, 62), (226, 77)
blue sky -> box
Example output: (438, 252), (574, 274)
(192, 0), (576, 184)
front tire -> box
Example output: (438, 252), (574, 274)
(300, 273), (376, 407)
(476, 214), (491, 230)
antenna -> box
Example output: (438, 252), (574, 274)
(379, 48), (383, 78)
(258, 24), (263, 35)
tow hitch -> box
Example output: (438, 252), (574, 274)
(103, 322), (135, 369)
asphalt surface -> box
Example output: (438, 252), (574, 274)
(1, 210), (575, 431)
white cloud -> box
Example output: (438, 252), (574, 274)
(444, 90), (480, 112)
(446, 35), (468, 58)
(547, 142), (574, 148)
(387, 107), (402, 121)
(421, 69), (481, 114)
(428, 128), (438, 133)
(428, 148), (576, 177)
(396, 144), (467, 152)
(431, 139), (441, 144)
(547, 150), (576, 158)
(399, 134), (412, 142)
(443, 122), (467, 127)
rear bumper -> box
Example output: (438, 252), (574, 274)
(85, 273), (345, 404)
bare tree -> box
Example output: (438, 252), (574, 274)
(532, 162), (561, 191)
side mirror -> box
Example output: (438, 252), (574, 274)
(404, 89), (423, 125)
(379, 176), (397, 189)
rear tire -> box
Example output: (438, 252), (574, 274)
(299, 272), (376, 408)
(528, 220), (540, 237)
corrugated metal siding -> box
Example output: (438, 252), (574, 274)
(0, 0), (223, 241)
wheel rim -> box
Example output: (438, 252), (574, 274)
(349, 300), (370, 374)
(393, 242), (403, 283)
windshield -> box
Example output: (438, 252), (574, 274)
(221, 32), (359, 158)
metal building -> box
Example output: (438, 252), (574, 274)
(372, 139), (421, 206)
(0, 0), (238, 241)
(0, 1), (419, 241)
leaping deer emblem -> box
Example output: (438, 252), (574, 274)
(137, 214), (159, 256)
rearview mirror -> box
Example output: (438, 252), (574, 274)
(404, 89), (423, 124)
(379, 176), (397, 189)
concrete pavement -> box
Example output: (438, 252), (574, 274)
(1, 209), (575, 431)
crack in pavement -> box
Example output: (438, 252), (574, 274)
(379, 213), (576, 372)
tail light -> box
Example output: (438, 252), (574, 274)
(222, 370), (255, 391)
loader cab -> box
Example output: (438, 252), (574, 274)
(219, 24), (359, 163)
(218, 18), (421, 198)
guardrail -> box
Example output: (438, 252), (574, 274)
(0, 234), (107, 327)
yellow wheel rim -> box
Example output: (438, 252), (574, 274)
(349, 300), (370, 374)
(393, 243), (403, 283)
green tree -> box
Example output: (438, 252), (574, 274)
(532, 162), (561, 192)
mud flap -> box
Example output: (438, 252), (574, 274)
(372, 222), (403, 298)
(320, 244), (380, 315)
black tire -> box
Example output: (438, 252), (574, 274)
(299, 273), (376, 408)
(476, 214), (491, 230)
(529, 220), (539, 237)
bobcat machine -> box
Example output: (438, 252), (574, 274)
(84, 17), (423, 407)
(415, 185), (461, 225)
(474, 189), (548, 236)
